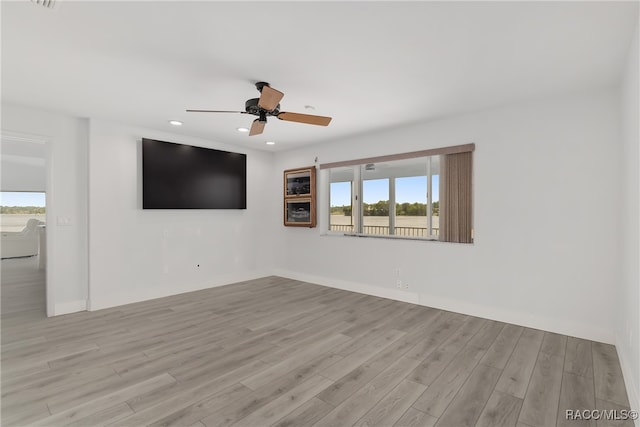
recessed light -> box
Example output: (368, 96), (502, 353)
(169, 120), (183, 126)
(266, 141), (275, 145)
(237, 127), (249, 133)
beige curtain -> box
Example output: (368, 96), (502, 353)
(439, 152), (473, 243)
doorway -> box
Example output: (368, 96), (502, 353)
(1, 134), (49, 317)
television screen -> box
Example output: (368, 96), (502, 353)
(142, 138), (246, 209)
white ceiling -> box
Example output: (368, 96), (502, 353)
(2, 1), (638, 152)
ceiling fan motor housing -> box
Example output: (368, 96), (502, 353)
(245, 98), (280, 116)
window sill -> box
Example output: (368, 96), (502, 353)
(322, 231), (474, 244)
(322, 231), (440, 242)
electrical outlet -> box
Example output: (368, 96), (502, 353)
(404, 283), (409, 289)
(396, 280), (402, 288)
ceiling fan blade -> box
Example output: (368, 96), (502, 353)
(258, 86), (284, 111)
(186, 109), (246, 113)
(277, 112), (332, 126)
(249, 119), (265, 136)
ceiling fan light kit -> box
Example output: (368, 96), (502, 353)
(187, 82), (332, 136)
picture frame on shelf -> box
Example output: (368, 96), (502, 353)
(284, 168), (314, 197)
(284, 198), (315, 227)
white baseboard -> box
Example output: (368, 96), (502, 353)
(53, 299), (87, 316)
(88, 287), (171, 312)
(88, 270), (272, 312)
(274, 268), (420, 305)
(616, 334), (640, 423)
(415, 292), (615, 345)
(274, 269), (615, 345)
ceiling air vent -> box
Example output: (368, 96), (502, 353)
(31, 0), (56, 8)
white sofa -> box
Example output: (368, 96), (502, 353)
(1, 218), (43, 259)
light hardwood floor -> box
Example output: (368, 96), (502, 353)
(1, 257), (633, 427)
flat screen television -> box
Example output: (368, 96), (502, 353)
(142, 138), (246, 209)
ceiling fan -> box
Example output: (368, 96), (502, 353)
(186, 82), (332, 136)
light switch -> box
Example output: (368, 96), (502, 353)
(56, 216), (72, 226)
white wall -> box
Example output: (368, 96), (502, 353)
(1, 104), (89, 315)
(87, 120), (277, 310)
(619, 20), (640, 414)
(273, 88), (621, 344)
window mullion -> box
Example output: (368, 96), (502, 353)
(354, 165), (363, 234)
(389, 177), (396, 236)
(427, 158), (433, 237)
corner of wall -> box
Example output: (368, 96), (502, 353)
(618, 13), (640, 419)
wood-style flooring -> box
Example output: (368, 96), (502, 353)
(1, 257), (633, 426)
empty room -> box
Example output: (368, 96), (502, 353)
(1, 1), (639, 426)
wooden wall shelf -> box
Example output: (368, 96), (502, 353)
(283, 166), (316, 227)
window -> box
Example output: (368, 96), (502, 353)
(329, 166), (355, 233)
(0, 192), (46, 232)
(323, 144), (473, 243)
(362, 176), (389, 236)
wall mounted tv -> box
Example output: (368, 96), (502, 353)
(142, 138), (246, 209)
